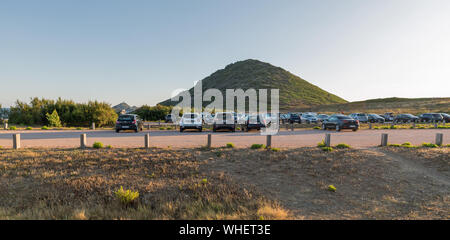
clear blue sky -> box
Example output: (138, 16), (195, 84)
(1, 0), (449, 107)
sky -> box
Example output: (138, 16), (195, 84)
(1, 0), (449, 107)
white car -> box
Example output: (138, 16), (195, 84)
(180, 113), (203, 132)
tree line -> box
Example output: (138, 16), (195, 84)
(6, 98), (118, 127)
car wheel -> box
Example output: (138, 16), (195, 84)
(352, 128), (358, 132)
(116, 129), (120, 133)
(213, 127), (217, 132)
(336, 125), (341, 132)
(199, 127), (202, 132)
(180, 127), (184, 132)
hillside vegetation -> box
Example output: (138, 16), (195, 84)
(294, 97), (450, 114)
(159, 59), (347, 110)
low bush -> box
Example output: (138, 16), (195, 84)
(390, 125), (397, 129)
(335, 143), (350, 149)
(226, 143), (235, 148)
(159, 127), (165, 130)
(76, 127), (83, 130)
(321, 147), (333, 152)
(271, 148), (281, 152)
(41, 126), (49, 130)
(313, 126), (321, 130)
(106, 145), (113, 149)
(328, 185), (337, 192)
(422, 142), (438, 148)
(317, 140), (326, 148)
(9, 126), (17, 130)
(93, 142), (104, 149)
(114, 186), (139, 206)
(26, 126), (32, 130)
(251, 144), (266, 149)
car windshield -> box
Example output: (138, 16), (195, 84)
(432, 114), (442, 117)
(337, 116), (352, 120)
(118, 115), (134, 121)
(183, 114), (198, 119)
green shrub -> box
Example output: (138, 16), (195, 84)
(226, 143), (235, 148)
(106, 145), (113, 149)
(159, 127), (165, 130)
(166, 127), (173, 130)
(335, 143), (350, 149)
(313, 126), (321, 130)
(25, 126), (32, 130)
(201, 178), (208, 185)
(390, 125), (397, 129)
(46, 109), (62, 127)
(321, 147), (333, 152)
(388, 144), (401, 147)
(271, 148), (281, 152)
(373, 126), (379, 129)
(422, 142), (438, 148)
(382, 126), (390, 129)
(328, 185), (337, 192)
(251, 144), (266, 149)
(9, 126), (17, 130)
(114, 186), (139, 205)
(76, 127), (82, 130)
(317, 140), (326, 148)
(401, 142), (411, 146)
(41, 126), (49, 130)
(93, 142), (104, 149)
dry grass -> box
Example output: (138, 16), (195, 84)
(0, 148), (287, 220)
(0, 146), (448, 220)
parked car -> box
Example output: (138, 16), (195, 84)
(288, 113), (302, 124)
(349, 113), (369, 123)
(213, 112), (236, 132)
(382, 113), (395, 122)
(438, 113), (450, 123)
(393, 114), (419, 123)
(368, 114), (385, 123)
(115, 114), (144, 133)
(165, 114), (176, 123)
(302, 114), (318, 124)
(418, 113), (444, 123)
(180, 113), (203, 132)
(242, 114), (266, 132)
(201, 112), (214, 124)
(316, 114), (329, 122)
(322, 114), (359, 131)
(280, 114), (289, 124)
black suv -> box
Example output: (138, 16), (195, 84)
(116, 114), (144, 133)
(242, 114), (266, 132)
(394, 114), (419, 123)
(288, 113), (301, 124)
(322, 114), (359, 131)
(368, 114), (385, 123)
(418, 113), (444, 123)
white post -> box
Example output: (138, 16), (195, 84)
(435, 133), (443, 146)
(91, 122), (96, 130)
(266, 135), (272, 149)
(324, 133), (331, 147)
(207, 134), (212, 148)
(4, 123), (7, 130)
(80, 134), (87, 149)
(145, 134), (150, 148)
(381, 133), (388, 146)
(13, 134), (20, 149)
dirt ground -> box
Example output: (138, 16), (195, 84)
(0, 146), (448, 219)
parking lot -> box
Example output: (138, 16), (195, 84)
(0, 128), (448, 149)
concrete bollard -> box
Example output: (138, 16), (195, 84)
(207, 134), (212, 148)
(381, 133), (389, 146)
(80, 134), (87, 149)
(291, 123), (294, 131)
(266, 135), (272, 149)
(324, 133), (331, 147)
(4, 123), (8, 130)
(13, 134), (20, 149)
(435, 133), (443, 146)
(369, 122), (372, 129)
(91, 122), (95, 130)
(145, 134), (150, 148)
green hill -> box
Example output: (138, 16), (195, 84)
(158, 59), (347, 110)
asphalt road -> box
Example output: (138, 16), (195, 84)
(0, 128), (448, 149)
